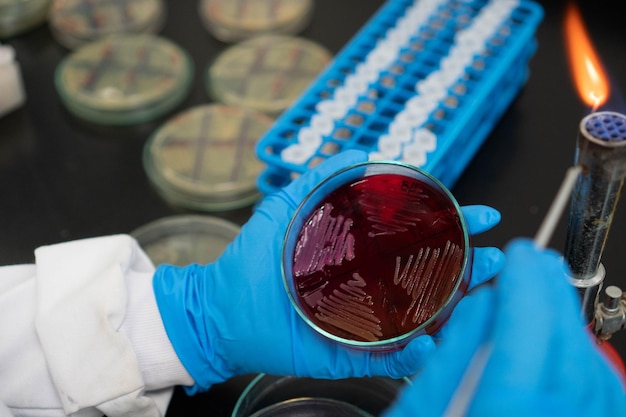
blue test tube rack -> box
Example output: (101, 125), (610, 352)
(255, 0), (544, 195)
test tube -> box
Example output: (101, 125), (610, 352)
(563, 111), (626, 323)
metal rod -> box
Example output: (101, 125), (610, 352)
(534, 165), (583, 248)
(443, 165), (582, 417)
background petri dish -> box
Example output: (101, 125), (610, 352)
(249, 398), (373, 417)
(143, 104), (273, 211)
(0, 0), (51, 39)
(206, 35), (332, 116)
(49, 0), (166, 49)
(282, 161), (471, 351)
(55, 33), (193, 125)
(232, 374), (407, 417)
(198, 0), (313, 43)
(131, 214), (241, 266)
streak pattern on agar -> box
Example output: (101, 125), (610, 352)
(394, 240), (463, 326)
(315, 273), (382, 342)
(293, 202), (356, 276)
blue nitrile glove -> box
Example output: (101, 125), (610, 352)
(153, 150), (505, 394)
(384, 239), (626, 417)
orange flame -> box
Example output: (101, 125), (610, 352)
(564, 2), (610, 109)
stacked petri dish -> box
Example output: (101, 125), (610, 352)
(206, 35), (332, 117)
(49, 0), (166, 49)
(198, 0), (314, 43)
(54, 33), (193, 125)
(233, 374), (408, 417)
(142, 104), (274, 211)
(131, 214), (241, 267)
(0, 0), (51, 39)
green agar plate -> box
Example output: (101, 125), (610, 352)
(131, 214), (241, 266)
(143, 104), (273, 211)
(49, 0), (165, 49)
(55, 34), (193, 125)
(206, 35), (331, 116)
(0, 0), (51, 39)
(199, 0), (313, 43)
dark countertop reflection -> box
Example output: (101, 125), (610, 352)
(1, 1), (625, 415)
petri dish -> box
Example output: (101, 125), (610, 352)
(131, 214), (241, 266)
(49, 0), (166, 49)
(282, 161), (471, 351)
(143, 104), (273, 211)
(54, 33), (193, 125)
(206, 35), (332, 116)
(0, 0), (51, 39)
(233, 374), (408, 417)
(198, 0), (313, 43)
(249, 398), (372, 417)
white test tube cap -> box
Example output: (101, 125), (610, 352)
(388, 120), (413, 142)
(377, 134), (402, 158)
(281, 144), (314, 165)
(297, 127), (323, 148)
(309, 114), (335, 136)
(413, 128), (437, 152)
(401, 143), (427, 167)
(316, 99), (347, 120)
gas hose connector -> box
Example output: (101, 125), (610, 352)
(594, 285), (626, 341)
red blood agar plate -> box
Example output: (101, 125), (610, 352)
(282, 161), (471, 351)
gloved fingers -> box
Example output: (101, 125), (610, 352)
(281, 150), (369, 207)
(486, 238), (587, 390)
(367, 335), (437, 378)
(383, 288), (495, 417)
(460, 205), (501, 236)
(468, 246), (505, 291)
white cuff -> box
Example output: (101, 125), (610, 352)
(120, 255), (194, 390)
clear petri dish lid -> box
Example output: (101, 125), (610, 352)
(54, 33), (193, 125)
(143, 104), (273, 211)
(0, 0), (51, 39)
(206, 35), (332, 116)
(198, 0), (314, 43)
(49, 0), (166, 49)
(131, 214), (241, 266)
(282, 161), (471, 351)
(249, 398), (373, 417)
(232, 374), (408, 417)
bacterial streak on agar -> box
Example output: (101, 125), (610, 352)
(315, 272), (383, 342)
(269, 45), (305, 100)
(191, 109), (213, 181)
(160, 107), (259, 183)
(294, 202), (355, 276)
(396, 240), (463, 326)
(76, 42), (175, 94)
(358, 188), (424, 237)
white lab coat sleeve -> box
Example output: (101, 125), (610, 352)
(0, 235), (194, 417)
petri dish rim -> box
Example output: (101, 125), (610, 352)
(232, 373), (410, 417)
(131, 214), (242, 266)
(142, 104), (271, 211)
(48, 0), (166, 49)
(281, 160), (471, 351)
(205, 35), (332, 116)
(54, 34), (193, 124)
(198, 0), (314, 43)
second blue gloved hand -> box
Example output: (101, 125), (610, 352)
(384, 239), (626, 417)
(153, 150), (504, 394)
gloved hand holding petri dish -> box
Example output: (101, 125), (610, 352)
(282, 160), (472, 351)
